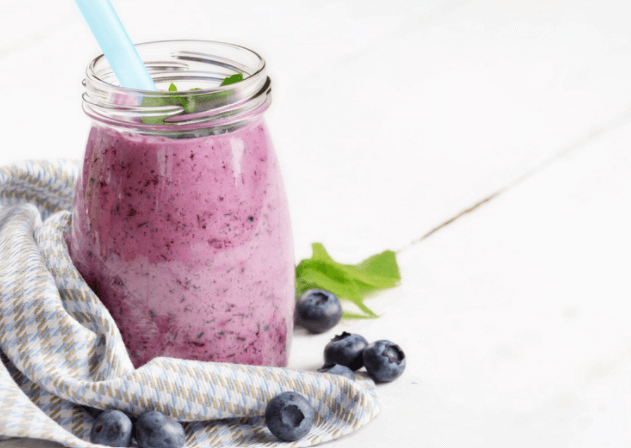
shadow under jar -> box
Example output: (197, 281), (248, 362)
(66, 40), (295, 368)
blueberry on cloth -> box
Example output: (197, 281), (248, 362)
(295, 289), (342, 333)
(90, 410), (133, 447)
(363, 340), (406, 383)
(134, 411), (186, 448)
(317, 363), (355, 381)
(324, 331), (368, 371)
(265, 392), (315, 441)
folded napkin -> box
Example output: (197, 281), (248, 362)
(0, 160), (380, 447)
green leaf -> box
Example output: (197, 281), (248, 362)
(169, 83), (190, 109)
(140, 94), (182, 125)
(308, 243), (400, 289)
(296, 243), (401, 319)
(140, 83), (189, 124)
(220, 73), (243, 86)
(342, 312), (379, 320)
(141, 76), (243, 125)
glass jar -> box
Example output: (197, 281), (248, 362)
(66, 40), (295, 368)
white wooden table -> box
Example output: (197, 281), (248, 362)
(2, 0), (631, 446)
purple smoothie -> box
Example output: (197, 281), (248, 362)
(66, 117), (295, 368)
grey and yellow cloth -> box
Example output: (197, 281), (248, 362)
(0, 160), (380, 447)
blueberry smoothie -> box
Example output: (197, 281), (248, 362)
(66, 117), (295, 368)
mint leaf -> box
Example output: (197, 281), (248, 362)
(171, 78), (240, 114)
(141, 94), (181, 125)
(141, 77), (243, 124)
(296, 243), (401, 319)
(308, 243), (400, 290)
(220, 73), (243, 86)
(169, 83), (190, 109)
(141, 83), (188, 124)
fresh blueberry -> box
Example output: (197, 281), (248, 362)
(324, 332), (368, 371)
(317, 363), (355, 381)
(363, 340), (406, 383)
(295, 289), (342, 333)
(265, 392), (315, 442)
(134, 411), (185, 448)
(90, 410), (133, 447)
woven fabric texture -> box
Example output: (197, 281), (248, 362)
(0, 159), (380, 447)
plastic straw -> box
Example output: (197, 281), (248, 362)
(74, 0), (156, 91)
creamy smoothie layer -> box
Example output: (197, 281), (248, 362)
(67, 117), (295, 368)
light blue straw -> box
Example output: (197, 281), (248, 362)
(74, 0), (157, 91)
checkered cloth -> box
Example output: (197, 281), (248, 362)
(0, 160), (380, 447)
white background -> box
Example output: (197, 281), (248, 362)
(2, 0), (631, 446)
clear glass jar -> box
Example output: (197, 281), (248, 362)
(66, 40), (295, 368)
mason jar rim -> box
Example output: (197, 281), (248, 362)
(86, 39), (267, 93)
(82, 39), (272, 135)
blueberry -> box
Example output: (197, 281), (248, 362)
(324, 332), (368, 371)
(363, 340), (406, 383)
(317, 363), (355, 381)
(90, 410), (133, 447)
(265, 392), (315, 441)
(295, 289), (342, 333)
(134, 411), (185, 448)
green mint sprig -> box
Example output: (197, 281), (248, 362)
(296, 243), (401, 319)
(141, 75), (243, 125)
(169, 82), (190, 109)
(220, 73), (243, 86)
